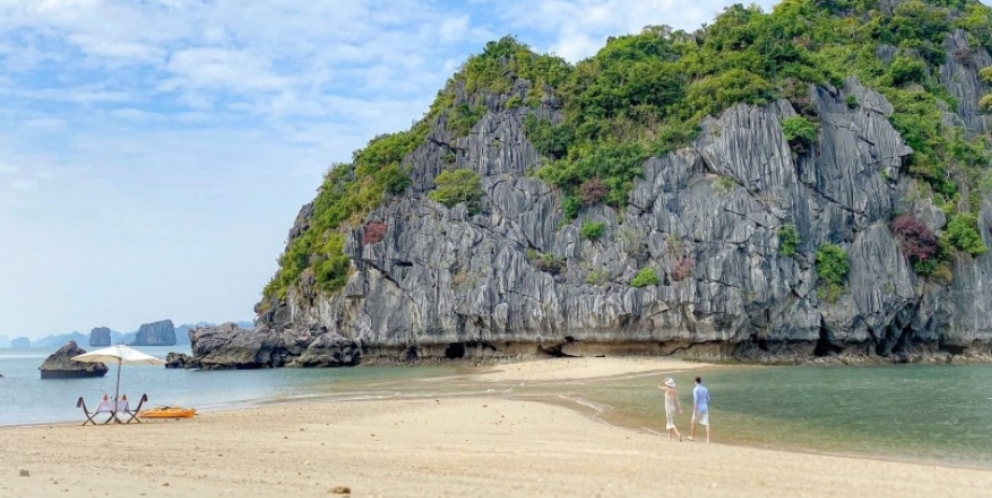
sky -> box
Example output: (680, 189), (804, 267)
(1, 0), (944, 339)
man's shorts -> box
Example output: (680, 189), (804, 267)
(693, 408), (709, 426)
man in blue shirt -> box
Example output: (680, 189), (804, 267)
(690, 376), (711, 443)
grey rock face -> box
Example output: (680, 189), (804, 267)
(11, 337), (30, 348)
(235, 68), (992, 367)
(132, 320), (176, 347)
(186, 323), (360, 370)
(164, 352), (194, 369)
(89, 327), (112, 347)
(38, 341), (108, 379)
(940, 30), (992, 135)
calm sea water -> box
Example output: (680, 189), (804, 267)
(3, 347), (991, 468)
(0, 347), (457, 426)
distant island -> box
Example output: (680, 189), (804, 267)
(1, 320), (254, 348)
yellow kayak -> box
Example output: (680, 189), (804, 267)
(139, 407), (197, 419)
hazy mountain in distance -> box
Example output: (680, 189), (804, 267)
(31, 332), (88, 350)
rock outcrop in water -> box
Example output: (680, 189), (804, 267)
(11, 337), (30, 349)
(131, 320), (176, 347)
(89, 327), (111, 347)
(189, 2), (992, 369)
(181, 323), (360, 370)
(38, 341), (108, 379)
(164, 352), (193, 369)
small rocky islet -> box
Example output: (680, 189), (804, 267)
(179, 1), (992, 369)
(38, 341), (108, 379)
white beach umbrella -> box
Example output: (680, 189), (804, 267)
(72, 345), (167, 404)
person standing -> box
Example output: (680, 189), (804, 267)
(689, 376), (711, 443)
(658, 377), (683, 441)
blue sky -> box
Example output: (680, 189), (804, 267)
(4, 0), (981, 339)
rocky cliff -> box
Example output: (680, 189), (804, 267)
(131, 320), (176, 347)
(193, 0), (992, 368)
(89, 327), (112, 347)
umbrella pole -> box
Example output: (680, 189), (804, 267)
(114, 359), (122, 423)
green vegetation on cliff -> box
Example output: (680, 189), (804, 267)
(520, 0), (991, 213)
(261, 126), (426, 301)
(261, 0), (992, 306)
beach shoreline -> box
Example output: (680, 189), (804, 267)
(3, 357), (990, 497)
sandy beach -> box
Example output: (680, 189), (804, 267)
(2, 358), (990, 498)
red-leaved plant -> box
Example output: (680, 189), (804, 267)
(670, 256), (694, 282)
(890, 214), (937, 263)
(363, 222), (387, 244)
(579, 177), (610, 206)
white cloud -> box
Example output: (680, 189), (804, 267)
(492, 0), (778, 61)
(162, 48), (287, 93)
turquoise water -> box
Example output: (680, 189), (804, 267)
(0, 347), (457, 426)
(4, 348), (991, 468)
(551, 364), (992, 468)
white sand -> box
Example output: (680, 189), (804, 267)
(473, 356), (711, 382)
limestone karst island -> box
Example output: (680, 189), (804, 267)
(184, 0), (992, 369)
(4, 1), (992, 497)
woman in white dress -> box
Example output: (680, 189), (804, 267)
(659, 377), (683, 441)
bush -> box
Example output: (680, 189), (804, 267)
(931, 262), (954, 285)
(670, 256), (694, 282)
(505, 95), (524, 108)
(820, 283), (844, 304)
(943, 213), (987, 256)
(815, 243), (850, 286)
(448, 104), (487, 137)
(586, 269), (608, 285)
(534, 253), (566, 275)
(845, 94), (859, 109)
(580, 220), (606, 240)
(781, 116), (819, 152)
(713, 175), (737, 193)
(312, 234), (351, 291)
(523, 116), (574, 160)
(980, 67), (992, 85)
(890, 214), (938, 265)
(429, 169), (484, 214)
(579, 178), (610, 205)
(379, 164), (411, 194)
(980, 94), (992, 114)
(630, 268), (660, 288)
(562, 195), (581, 219)
(363, 222), (387, 244)
(888, 56), (927, 86)
(778, 224), (800, 257)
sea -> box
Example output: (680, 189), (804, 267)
(2, 347), (991, 468)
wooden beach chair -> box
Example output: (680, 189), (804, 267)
(77, 396), (117, 425)
(122, 394), (148, 424)
(77, 397), (99, 426)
